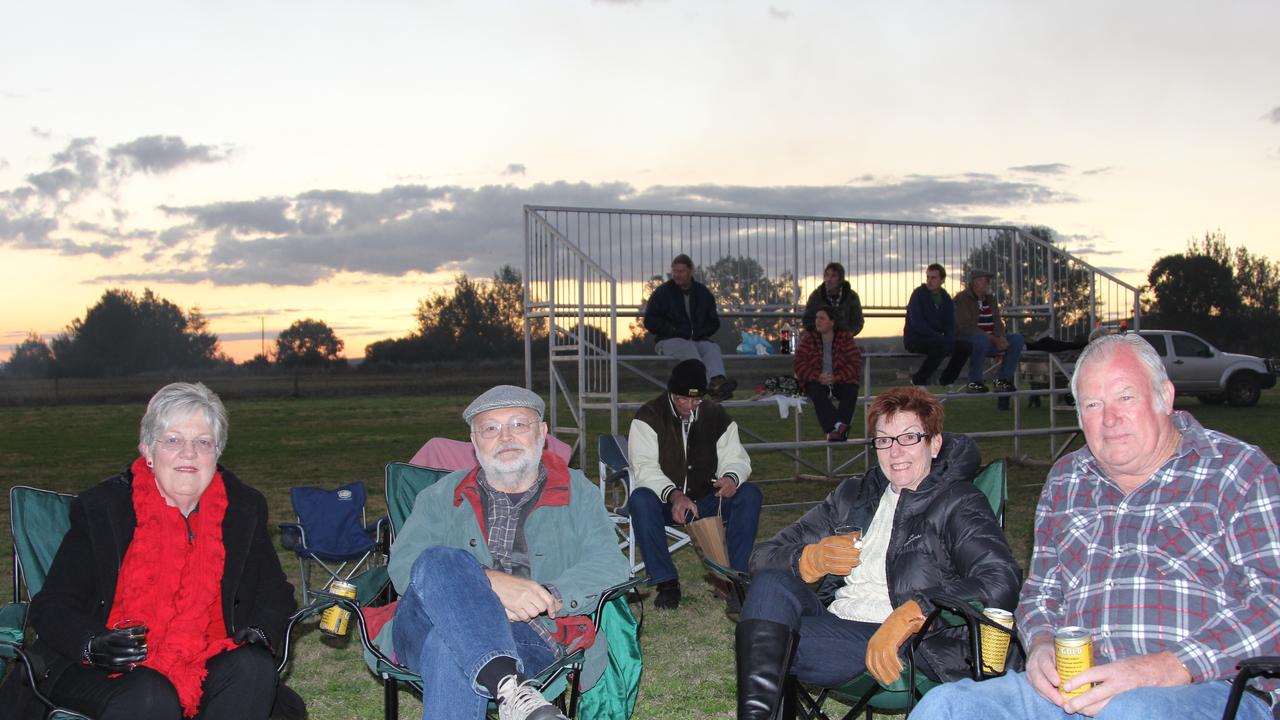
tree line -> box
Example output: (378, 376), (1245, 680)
(6, 241), (1279, 380)
(1143, 232), (1280, 357)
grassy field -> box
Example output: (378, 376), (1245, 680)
(2, 387), (1277, 719)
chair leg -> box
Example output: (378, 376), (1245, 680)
(383, 676), (398, 720)
(566, 668), (581, 717)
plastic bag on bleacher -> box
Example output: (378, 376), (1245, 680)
(736, 330), (775, 355)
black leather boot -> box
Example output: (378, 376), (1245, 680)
(736, 619), (797, 720)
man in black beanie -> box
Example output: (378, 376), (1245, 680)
(627, 359), (761, 610)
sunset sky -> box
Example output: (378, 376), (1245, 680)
(3, 1), (1278, 362)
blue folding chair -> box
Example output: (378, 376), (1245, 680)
(598, 433), (691, 576)
(280, 480), (388, 606)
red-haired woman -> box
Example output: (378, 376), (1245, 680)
(734, 387), (1022, 719)
(794, 306), (863, 441)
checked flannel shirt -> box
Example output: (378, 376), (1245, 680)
(1017, 411), (1280, 705)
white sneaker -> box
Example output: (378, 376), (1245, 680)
(496, 675), (568, 720)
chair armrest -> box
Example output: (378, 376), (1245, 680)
(1238, 657), (1280, 677)
(601, 468), (631, 513)
(0, 639), (93, 719)
(364, 515), (389, 538)
(279, 522), (305, 552)
(1223, 656), (1280, 720)
(0, 601), (28, 651)
(924, 592), (1021, 681)
(591, 577), (647, 619)
(702, 558), (750, 606)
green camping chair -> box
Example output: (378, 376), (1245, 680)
(705, 458), (1015, 719)
(3, 485), (76, 676)
(287, 461), (644, 720)
(1, 485), (93, 719)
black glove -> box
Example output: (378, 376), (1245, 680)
(232, 626), (273, 654)
(86, 628), (147, 671)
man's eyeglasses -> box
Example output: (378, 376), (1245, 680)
(156, 435), (217, 455)
(472, 417), (539, 440)
(871, 432), (929, 450)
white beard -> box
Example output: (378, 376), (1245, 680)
(477, 436), (542, 491)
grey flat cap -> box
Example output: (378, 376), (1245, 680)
(463, 385), (546, 424)
(969, 268), (995, 281)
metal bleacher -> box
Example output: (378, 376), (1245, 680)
(521, 205), (1139, 476)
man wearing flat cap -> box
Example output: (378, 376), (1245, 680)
(383, 385), (628, 720)
(954, 269), (1025, 396)
(628, 359), (760, 610)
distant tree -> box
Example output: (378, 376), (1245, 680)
(1144, 232), (1280, 355)
(50, 288), (220, 376)
(414, 267), (526, 360)
(275, 319), (345, 368)
(363, 335), (430, 365)
(6, 332), (55, 378)
(1146, 254), (1239, 320)
(241, 352), (273, 371)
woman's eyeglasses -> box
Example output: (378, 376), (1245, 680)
(155, 435), (217, 454)
(871, 432), (929, 450)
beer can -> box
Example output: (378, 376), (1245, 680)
(319, 580), (358, 637)
(1054, 626), (1093, 699)
(979, 608), (1015, 674)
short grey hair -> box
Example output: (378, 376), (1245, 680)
(139, 382), (229, 458)
(1071, 333), (1171, 421)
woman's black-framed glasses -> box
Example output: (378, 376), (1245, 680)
(871, 432), (929, 450)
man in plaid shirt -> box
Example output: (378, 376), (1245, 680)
(913, 333), (1280, 720)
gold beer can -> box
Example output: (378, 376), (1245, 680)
(979, 608), (1015, 674)
(319, 580), (358, 637)
(1055, 626), (1093, 699)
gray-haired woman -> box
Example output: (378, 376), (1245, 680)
(21, 382), (296, 720)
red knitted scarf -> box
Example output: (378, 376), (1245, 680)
(109, 456), (237, 717)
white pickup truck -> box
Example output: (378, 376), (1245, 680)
(1136, 330), (1278, 407)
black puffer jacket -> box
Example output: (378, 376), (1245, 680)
(749, 433), (1022, 681)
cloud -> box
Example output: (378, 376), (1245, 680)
(0, 134), (229, 259)
(51, 237), (129, 257)
(1082, 166), (1113, 176)
(83, 173), (1073, 287)
(161, 198), (295, 234)
(1009, 163), (1070, 174)
(108, 135), (231, 174)
(25, 138), (103, 201)
(768, 5), (792, 20)
(503, 163), (527, 176)
(1263, 106), (1280, 124)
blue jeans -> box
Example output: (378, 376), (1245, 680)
(392, 547), (557, 720)
(740, 570), (880, 687)
(910, 670), (1272, 720)
(958, 332), (1025, 383)
(628, 483), (762, 585)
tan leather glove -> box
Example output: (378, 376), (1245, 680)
(797, 533), (861, 582)
(865, 600), (927, 684)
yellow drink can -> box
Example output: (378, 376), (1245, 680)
(318, 580), (358, 637)
(1055, 626), (1093, 699)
